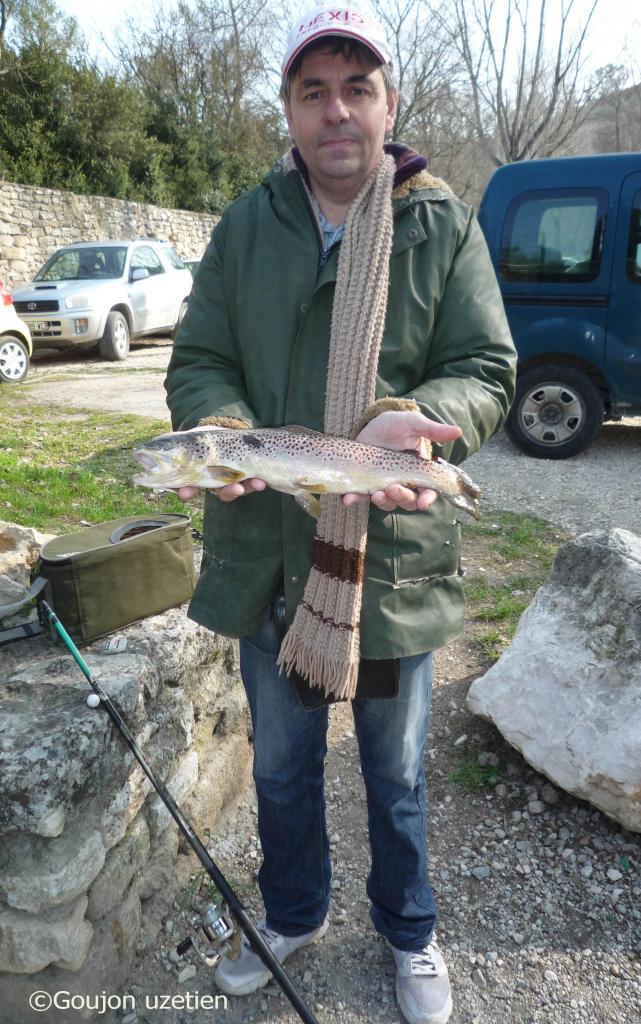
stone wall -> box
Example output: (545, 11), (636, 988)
(0, 522), (252, 1024)
(0, 181), (218, 289)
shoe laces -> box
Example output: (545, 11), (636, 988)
(242, 921), (280, 952)
(409, 943), (440, 976)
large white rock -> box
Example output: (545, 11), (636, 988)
(467, 528), (641, 833)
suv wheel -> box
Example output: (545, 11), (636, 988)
(0, 335), (30, 383)
(505, 364), (604, 459)
(99, 311), (130, 361)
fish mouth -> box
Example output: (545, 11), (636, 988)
(132, 448), (189, 488)
(133, 451), (158, 472)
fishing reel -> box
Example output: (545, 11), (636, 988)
(176, 898), (236, 968)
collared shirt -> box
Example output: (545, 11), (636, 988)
(310, 191), (345, 256)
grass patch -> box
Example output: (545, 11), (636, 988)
(464, 509), (561, 563)
(462, 509), (568, 664)
(475, 629), (507, 662)
(447, 748), (501, 790)
(474, 590), (530, 623)
(0, 388), (202, 534)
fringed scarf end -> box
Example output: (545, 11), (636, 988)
(277, 631), (360, 701)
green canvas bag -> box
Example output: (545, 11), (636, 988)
(33, 514), (197, 644)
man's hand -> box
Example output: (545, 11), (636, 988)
(342, 410), (462, 513)
(174, 479), (267, 502)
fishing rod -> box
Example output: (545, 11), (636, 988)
(39, 600), (320, 1024)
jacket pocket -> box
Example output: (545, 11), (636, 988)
(391, 510), (462, 587)
(202, 487), (282, 564)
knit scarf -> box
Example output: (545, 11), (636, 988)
(276, 152), (396, 700)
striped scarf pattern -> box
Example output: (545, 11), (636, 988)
(276, 153), (396, 700)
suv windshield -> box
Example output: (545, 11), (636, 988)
(35, 246), (128, 282)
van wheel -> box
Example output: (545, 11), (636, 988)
(0, 335), (30, 383)
(505, 365), (604, 459)
(99, 312), (130, 361)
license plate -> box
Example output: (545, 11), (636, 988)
(28, 321), (51, 331)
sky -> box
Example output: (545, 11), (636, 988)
(56, 0), (641, 80)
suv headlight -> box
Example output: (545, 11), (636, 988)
(64, 294), (90, 310)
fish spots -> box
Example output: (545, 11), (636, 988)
(242, 433), (264, 449)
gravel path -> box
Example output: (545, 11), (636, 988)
(465, 419), (641, 538)
(28, 341), (175, 423)
(23, 342), (641, 1023)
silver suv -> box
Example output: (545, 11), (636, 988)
(11, 239), (193, 360)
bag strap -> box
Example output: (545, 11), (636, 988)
(0, 575), (50, 647)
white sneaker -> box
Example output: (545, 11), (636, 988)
(390, 936), (453, 1024)
(214, 917), (329, 996)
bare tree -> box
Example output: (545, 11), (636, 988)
(451, 0), (604, 166)
(361, 1), (485, 199)
(408, 82), (497, 200)
(590, 65), (631, 152)
(368, 0), (458, 141)
(577, 63), (641, 155)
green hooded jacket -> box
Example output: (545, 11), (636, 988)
(164, 153), (517, 658)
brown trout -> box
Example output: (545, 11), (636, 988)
(132, 425), (481, 519)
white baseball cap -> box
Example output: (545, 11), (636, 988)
(281, 4), (393, 79)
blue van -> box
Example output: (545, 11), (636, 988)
(478, 153), (641, 458)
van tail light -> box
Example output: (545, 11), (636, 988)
(0, 281), (13, 306)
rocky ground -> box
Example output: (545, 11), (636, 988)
(118, 652), (640, 1024)
(22, 341), (641, 1023)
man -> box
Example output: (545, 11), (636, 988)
(164, 6), (516, 1023)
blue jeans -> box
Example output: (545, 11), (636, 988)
(238, 607), (438, 952)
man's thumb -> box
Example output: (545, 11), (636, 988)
(409, 413), (462, 442)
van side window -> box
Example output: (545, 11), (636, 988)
(500, 189), (607, 283)
(627, 191), (641, 284)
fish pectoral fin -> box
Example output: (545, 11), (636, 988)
(293, 491), (322, 519)
(207, 465), (246, 484)
(293, 477), (327, 493)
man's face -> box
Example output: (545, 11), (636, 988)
(284, 46), (397, 192)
